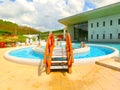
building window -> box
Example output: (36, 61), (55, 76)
(91, 23), (93, 28)
(74, 26), (78, 40)
(97, 34), (99, 39)
(118, 19), (120, 25)
(97, 22), (99, 27)
(91, 34), (93, 39)
(110, 34), (112, 39)
(110, 20), (112, 26)
(118, 33), (120, 39)
(103, 34), (105, 39)
(103, 21), (105, 27)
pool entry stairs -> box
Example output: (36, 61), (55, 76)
(51, 47), (68, 70)
(43, 33), (74, 74)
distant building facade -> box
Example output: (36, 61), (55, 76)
(88, 14), (120, 42)
(59, 2), (120, 42)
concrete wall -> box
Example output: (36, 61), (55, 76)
(67, 25), (74, 41)
(88, 14), (120, 42)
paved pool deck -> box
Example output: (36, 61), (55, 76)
(0, 47), (120, 90)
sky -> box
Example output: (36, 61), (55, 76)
(0, 0), (120, 32)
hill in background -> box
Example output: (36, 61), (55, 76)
(39, 29), (64, 40)
(0, 19), (64, 42)
(0, 19), (39, 35)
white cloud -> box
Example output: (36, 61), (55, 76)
(0, 0), (85, 32)
(0, 0), (119, 32)
(91, 0), (120, 7)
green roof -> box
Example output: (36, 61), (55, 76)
(59, 2), (120, 26)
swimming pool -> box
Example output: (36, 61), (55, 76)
(74, 45), (114, 59)
(9, 45), (114, 59)
(4, 43), (119, 65)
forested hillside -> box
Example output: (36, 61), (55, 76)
(40, 29), (64, 39)
(0, 19), (64, 42)
(0, 19), (40, 35)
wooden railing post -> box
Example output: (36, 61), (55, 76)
(43, 33), (54, 74)
(66, 33), (74, 73)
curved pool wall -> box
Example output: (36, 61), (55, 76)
(73, 44), (119, 65)
(73, 47), (90, 54)
(4, 44), (119, 66)
(33, 46), (90, 54)
(4, 46), (41, 66)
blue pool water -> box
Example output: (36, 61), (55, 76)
(74, 46), (114, 59)
(94, 43), (120, 51)
(9, 47), (44, 60)
(9, 44), (115, 60)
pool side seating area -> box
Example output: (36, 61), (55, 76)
(0, 42), (17, 48)
(0, 39), (47, 48)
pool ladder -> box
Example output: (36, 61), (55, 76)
(43, 33), (74, 74)
(51, 47), (68, 70)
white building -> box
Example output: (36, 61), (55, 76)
(59, 2), (120, 42)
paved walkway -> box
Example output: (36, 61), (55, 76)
(0, 47), (120, 90)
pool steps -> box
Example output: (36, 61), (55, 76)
(114, 57), (120, 62)
(51, 66), (68, 69)
(43, 33), (74, 74)
(52, 48), (67, 58)
(95, 57), (120, 71)
(51, 48), (68, 70)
